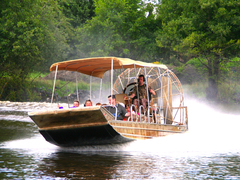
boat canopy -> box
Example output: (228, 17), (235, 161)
(50, 57), (168, 78)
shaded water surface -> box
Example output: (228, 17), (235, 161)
(0, 100), (240, 179)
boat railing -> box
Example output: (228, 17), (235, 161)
(154, 106), (161, 123)
(127, 105), (188, 127)
(147, 106), (154, 123)
(102, 105), (118, 120)
(172, 106), (188, 127)
(103, 104), (188, 128)
(129, 104), (138, 122)
(139, 105), (146, 122)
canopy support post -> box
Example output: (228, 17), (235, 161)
(90, 75), (92, 100)
(111, 59), (113, 95)
(144, 67), (150, 110)
(99, 78), (102, 103)
(157, 67), (163, 121)
(51, 65), (58, 104)
(76, 72), (79, 101)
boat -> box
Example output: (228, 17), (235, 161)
(28, 57), (188, 147)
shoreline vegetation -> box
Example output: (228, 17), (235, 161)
(14, 64), (240, 105)
(0, 62), (239, 105)
(1, 1), (240, 105)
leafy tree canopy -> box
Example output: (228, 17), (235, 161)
(75, 0), (163, 62)
(0, 0), (70, 77)
(155, 0), (240, 99)
(59, 0), (95, 28)
(0, 0), (70, 100)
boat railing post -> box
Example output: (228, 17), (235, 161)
(130, 104), (137, 122)
(114, 105), (118, 120)
(154, 106), (161, 124)
(139, 105), (145, 122)
(147, 106), (154, 123)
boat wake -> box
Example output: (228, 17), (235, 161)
(2, 98), (240, 158)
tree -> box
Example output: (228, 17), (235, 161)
(156, 0), (240, 99)
(59, 0), (96, 59)
(75, 0), (164, 62)
(0, 0), (69, 101)
(59, 0), (95, 28)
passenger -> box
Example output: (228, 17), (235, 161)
(84, 99), (93, 107)
(96, 102), (102, 106)
(58, 100), (79, 109)
(124, 104), (140, 121)
(125, 104), (139, 115)
(72, 100), (80, 108)
(129, 74), (155, 112)
(106, 95), (130, 120)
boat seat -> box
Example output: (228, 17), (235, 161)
(115, 94), (127, 104)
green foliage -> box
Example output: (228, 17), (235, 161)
(186, 58), (205, 68)
(175, 66), (185, 73)
(0, 0), (70, 101)
(218, 81), (240, 103)
(74, 0), (164, 62)
(1, 0), (240, 103)
(183, 82), (207, 98)
(0, 75), (35, 101)
(30, 77), (100, 98)
(0, 0), (70, 74)
(156, 0), (240, 59)
(59, 0), (95, 28)
(156, 0), (240, 99)
(28, 72), (49, 79)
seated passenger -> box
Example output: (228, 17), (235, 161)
(58, 100), (79, 109)
(96, 102), (102, 106)
(125, 104), (139, 115)
(106, 95), (130, 120)
(124, 104), (139, 121)
(84, 99), (93, 107)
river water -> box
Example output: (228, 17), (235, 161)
(0, 98), (240, 179)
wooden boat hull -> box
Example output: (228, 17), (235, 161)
(28, 107), (187, 147)
(29, 106), (134, 147)
(39, 124), (133, 147)
(110, 121), (187, 140)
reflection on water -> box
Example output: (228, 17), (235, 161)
(0, 99), (240, 179)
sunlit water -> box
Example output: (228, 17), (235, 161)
(0, 99), (240, 179)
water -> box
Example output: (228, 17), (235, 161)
(0, 99), (240, 179)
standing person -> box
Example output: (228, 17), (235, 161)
(129, 74), (155, 111)
(106, 95), (130, 120)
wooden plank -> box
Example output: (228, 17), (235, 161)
(39, 122), (109, 131)
(29, 106), (108, 128)
(109, 120), (187, 139)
